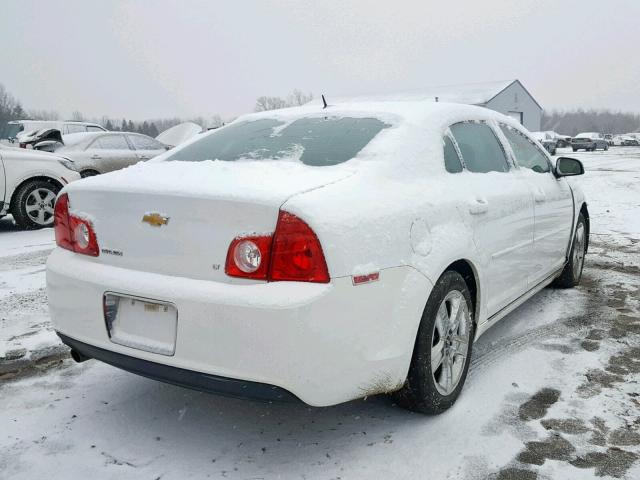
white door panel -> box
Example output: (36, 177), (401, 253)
(466, 175), (534, 316)
(528, 175), (574, 283)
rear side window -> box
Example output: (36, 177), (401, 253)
(443, 136), (463, 173)
(500, 125), (550, 173)
(167, 117), (390, 167)
(65, 124), (87, 134)
(450, 122), (509, 173)
(129, 134), (164, 150)
(91, 134), (130, 150)
(87, 125), (105, 132)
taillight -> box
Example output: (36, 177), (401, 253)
(54, 193), (99, 257)
(270, 211), (329, 283)
(225, 211), (329, 283)
(54, 193), (73, 250)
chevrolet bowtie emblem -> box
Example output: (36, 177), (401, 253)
(142, 213), (170, 227)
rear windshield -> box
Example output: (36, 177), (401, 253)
(167, 116), (390, 166)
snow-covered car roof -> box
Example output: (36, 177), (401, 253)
(139, 100), (528, 176)
(575, 132), (601, 139)
(155, 122), (203, 148)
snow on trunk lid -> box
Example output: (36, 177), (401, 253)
(64, 160), (354, 283)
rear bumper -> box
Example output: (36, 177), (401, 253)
(58, 332), (299, 402)
(47, 248), (431, 406)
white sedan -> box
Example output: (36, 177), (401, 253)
(47, 100), (588, 413)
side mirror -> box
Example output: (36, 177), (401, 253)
(555, 157), (584, 177)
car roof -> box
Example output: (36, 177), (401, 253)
(8, 120), (105, 130)
(233, 98), (524, 138)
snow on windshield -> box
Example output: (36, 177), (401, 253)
(166, 116), (391, 167)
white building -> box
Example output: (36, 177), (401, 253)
(417, 79), (543, 131)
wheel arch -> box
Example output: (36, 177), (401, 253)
(9, 175), (63, 213)
(580, 202), (590, 251)
(443, 259), (480, 326)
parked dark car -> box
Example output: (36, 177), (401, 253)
(531, 132), (557, 155)
(571, 133), (609, 152)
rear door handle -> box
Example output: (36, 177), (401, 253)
(468, 198), (489, 215)
(90, 154), (102, 160)
(138, 155), (151, 159)
(534, 192), (547, 203)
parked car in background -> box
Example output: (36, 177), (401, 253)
(1, 120), (106, 146)
(571, 132), (609, 151)
(604, 134), (613, 146)
(554, 134), (572, 148)
(0, 144), (80, 229)
(530, 131), (557, 155)
(55, 131), (168, 177)
(612, 135), (639, 146)
(48, 100), (589, 414)
(626, 133), (640, 145)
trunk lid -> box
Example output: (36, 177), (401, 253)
(64, 160), (354, 283)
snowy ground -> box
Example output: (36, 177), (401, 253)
(0, 148), (639, 479)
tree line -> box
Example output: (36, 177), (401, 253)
(17, 82), (640, 138)
(1, 83), (314, 139)
(542, 110), (640, 136)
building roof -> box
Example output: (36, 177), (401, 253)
(326, 80), (542, 110)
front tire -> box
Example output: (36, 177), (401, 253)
(555, 213), (587, 288)
(11, 180), (60, 230)
(395, 271), (474, 414)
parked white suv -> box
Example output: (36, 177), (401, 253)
(0, 144), (81, 229)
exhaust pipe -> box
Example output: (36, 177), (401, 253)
(70, 349), (90, 363)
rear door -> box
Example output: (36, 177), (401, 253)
(127, 134), (167, 161)
(499, 124), (574, 285)
(449, 121), (535, 316)
(86, 134), (136, 173)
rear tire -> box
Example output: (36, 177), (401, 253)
(555, 213), (587, 288)
(394, 271), (474, 414)
(11, 179), (60, 230)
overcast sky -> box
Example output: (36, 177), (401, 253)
(1, 0), (639, 121)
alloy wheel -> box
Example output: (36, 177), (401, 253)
(25, 188), (56, 226)
(431, 290), (471, 396)
(573, 223), (586, 279)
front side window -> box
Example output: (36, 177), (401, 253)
(167, 116), (390, 167)
(129, 134), (164, 150)
(450, 122), (509, 173)
(499, 125), (550, 173)
(443, 136), (463, 173)
(91, 134), (130, 150)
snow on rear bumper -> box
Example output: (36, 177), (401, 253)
(46, 249), (431, 406)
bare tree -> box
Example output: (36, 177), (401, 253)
(542, 109), (640, 135)
(288, 89), (313, 107)
(71, 110), (85, 121)
(254, 96), (287, 112)
(27, 109), (60, 120)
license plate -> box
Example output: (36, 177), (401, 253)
(104, 293), (177, 356)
